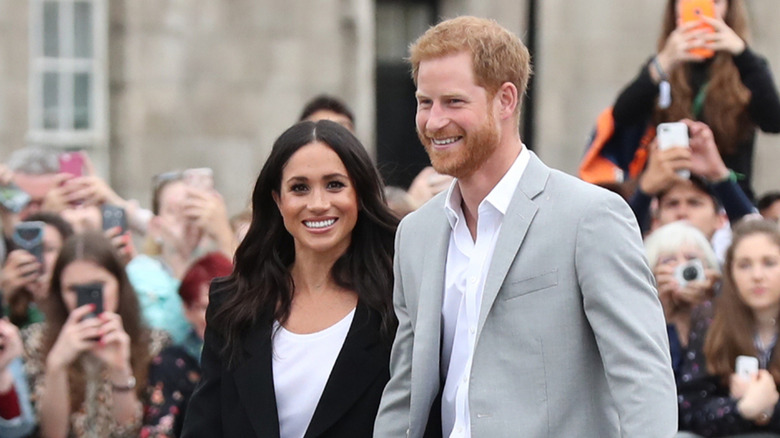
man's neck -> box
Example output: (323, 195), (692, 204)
(458, 138), (523, 238)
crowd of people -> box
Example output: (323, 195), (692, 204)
(0, 1), (780, 437)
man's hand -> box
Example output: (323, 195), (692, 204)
(682, 119), (730, 182)
(638, 140), (691, 195)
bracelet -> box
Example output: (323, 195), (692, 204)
(652, 56), (669, 82)
(111, 375), (136, 392)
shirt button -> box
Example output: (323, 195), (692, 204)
(470, 326), (476, 334)
(469, 276), (477, 283)
(456, 426), (464, 434)
(462, 375), (468, 383)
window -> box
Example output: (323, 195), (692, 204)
(28, 0), (107, 147)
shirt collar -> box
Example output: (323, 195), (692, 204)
(444, 145), (530, 229)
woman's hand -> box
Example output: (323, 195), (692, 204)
(105, 226), (136, 265)
(655, 21), (712, 78)
(0, 250), (42, 298)
(730, 373), (751, 400)
(46, 305), (102, 371)
(700, 16), (745, 56)
(182, 189), (236, 256)
(0, 320), (23, 372)
(737, 370), (780, 420)
(90, 312), (132, 378)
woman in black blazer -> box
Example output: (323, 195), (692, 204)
(181, 120), (398, 438)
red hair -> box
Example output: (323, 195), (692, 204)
(179, 252), (233, 306)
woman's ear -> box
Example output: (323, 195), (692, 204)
(272, 191), (281, 209)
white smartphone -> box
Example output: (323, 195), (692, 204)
(736, 355), (759, 378)
(656, 122), (691, 179)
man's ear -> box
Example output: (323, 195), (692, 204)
(495, 82), (519, 120)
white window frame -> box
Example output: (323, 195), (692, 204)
(28, 0), (108, 149)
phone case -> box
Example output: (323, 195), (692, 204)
(657, 122), (690, 150)
(183, 168), (214, 191)
(101, 204), (128, 233)
(12, 221), (45, 266)
(736, 355), (759, 377)
(59, 151), (85, 177)
(678, 0), (716, 58)
(75, 283), (104, 318)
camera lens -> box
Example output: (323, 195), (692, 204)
(682, 266), (699, 281)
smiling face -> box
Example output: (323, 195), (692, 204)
(732, 233), (780, 317)
(273, 142), (359, 259)
(415, 51), (500, 179)
(60, 259), (120, 314)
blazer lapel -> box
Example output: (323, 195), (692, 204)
(477, 152), (549, 336)
(304, 304), (386, 437)
(233, 321), (280, 438)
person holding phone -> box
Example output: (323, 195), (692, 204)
(1, 213), (73, 328)
(628, 119), (756, 237)
(182, 120), (398, 437)
(677, 219), (780, 435)
(613, 0), (780, 200)
(21, 231), (199, 437)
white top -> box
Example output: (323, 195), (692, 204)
(272, 308), (355, 438)
(440, 147), (530, 438)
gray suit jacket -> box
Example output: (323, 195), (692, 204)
(374, 152), (677, 438)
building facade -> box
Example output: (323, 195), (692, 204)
(1, 0), (778, 214)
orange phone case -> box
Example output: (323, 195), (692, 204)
(677, 0), (716, 59)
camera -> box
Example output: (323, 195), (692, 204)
(675, 259), (706, 287)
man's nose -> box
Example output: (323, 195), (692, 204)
(425, 102), (449, 133)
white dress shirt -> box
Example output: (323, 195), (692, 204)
(440, 146), (529, 438)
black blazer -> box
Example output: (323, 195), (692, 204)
(181, 284), (391, 438)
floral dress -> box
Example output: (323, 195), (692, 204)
(22, 322), (200, 438)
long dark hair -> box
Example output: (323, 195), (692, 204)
(212, 120), (398, 366)
(657, 0), (752, 154)
(705, 219), (780, 384)
(43, 231), (151, 412)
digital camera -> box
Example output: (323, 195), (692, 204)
(675, 259), (706, 287)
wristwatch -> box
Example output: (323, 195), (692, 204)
(111, 375), (137, 392)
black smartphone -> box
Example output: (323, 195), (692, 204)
(0, 182), (31, 213)
(12, 221), (45, 267)
(75, 282), (104, 319)
(101, 204), (128, 233)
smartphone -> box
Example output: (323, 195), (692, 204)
(12, 221), (45, 267)
(75, 282), (104, 319)
(657, 122), (691, 179)
(101, 204), (128, 234)
(0, 182), (31, 213)
(677, 0), (716, 59)
(183, 168), (214, 191)
(59, 151), (85, 177)
(736, 355), (759, 378)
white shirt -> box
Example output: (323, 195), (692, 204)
(440, 147), (530, 438)
(272, 308), (355, 438)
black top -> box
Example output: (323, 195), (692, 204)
(677, 302), (780, 436)
(180, 281), (392, 438)
(613, 48), (780, 200)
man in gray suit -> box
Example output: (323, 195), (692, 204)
(374, 16), (678, 438)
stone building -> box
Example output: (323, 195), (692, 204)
(0, 0), (779, 214)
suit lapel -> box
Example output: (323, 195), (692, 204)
(304, 304), (386, 437)
(408, 199), (450, 434)
(233, 321), (280, 438)
(477, 152), (549, 336)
